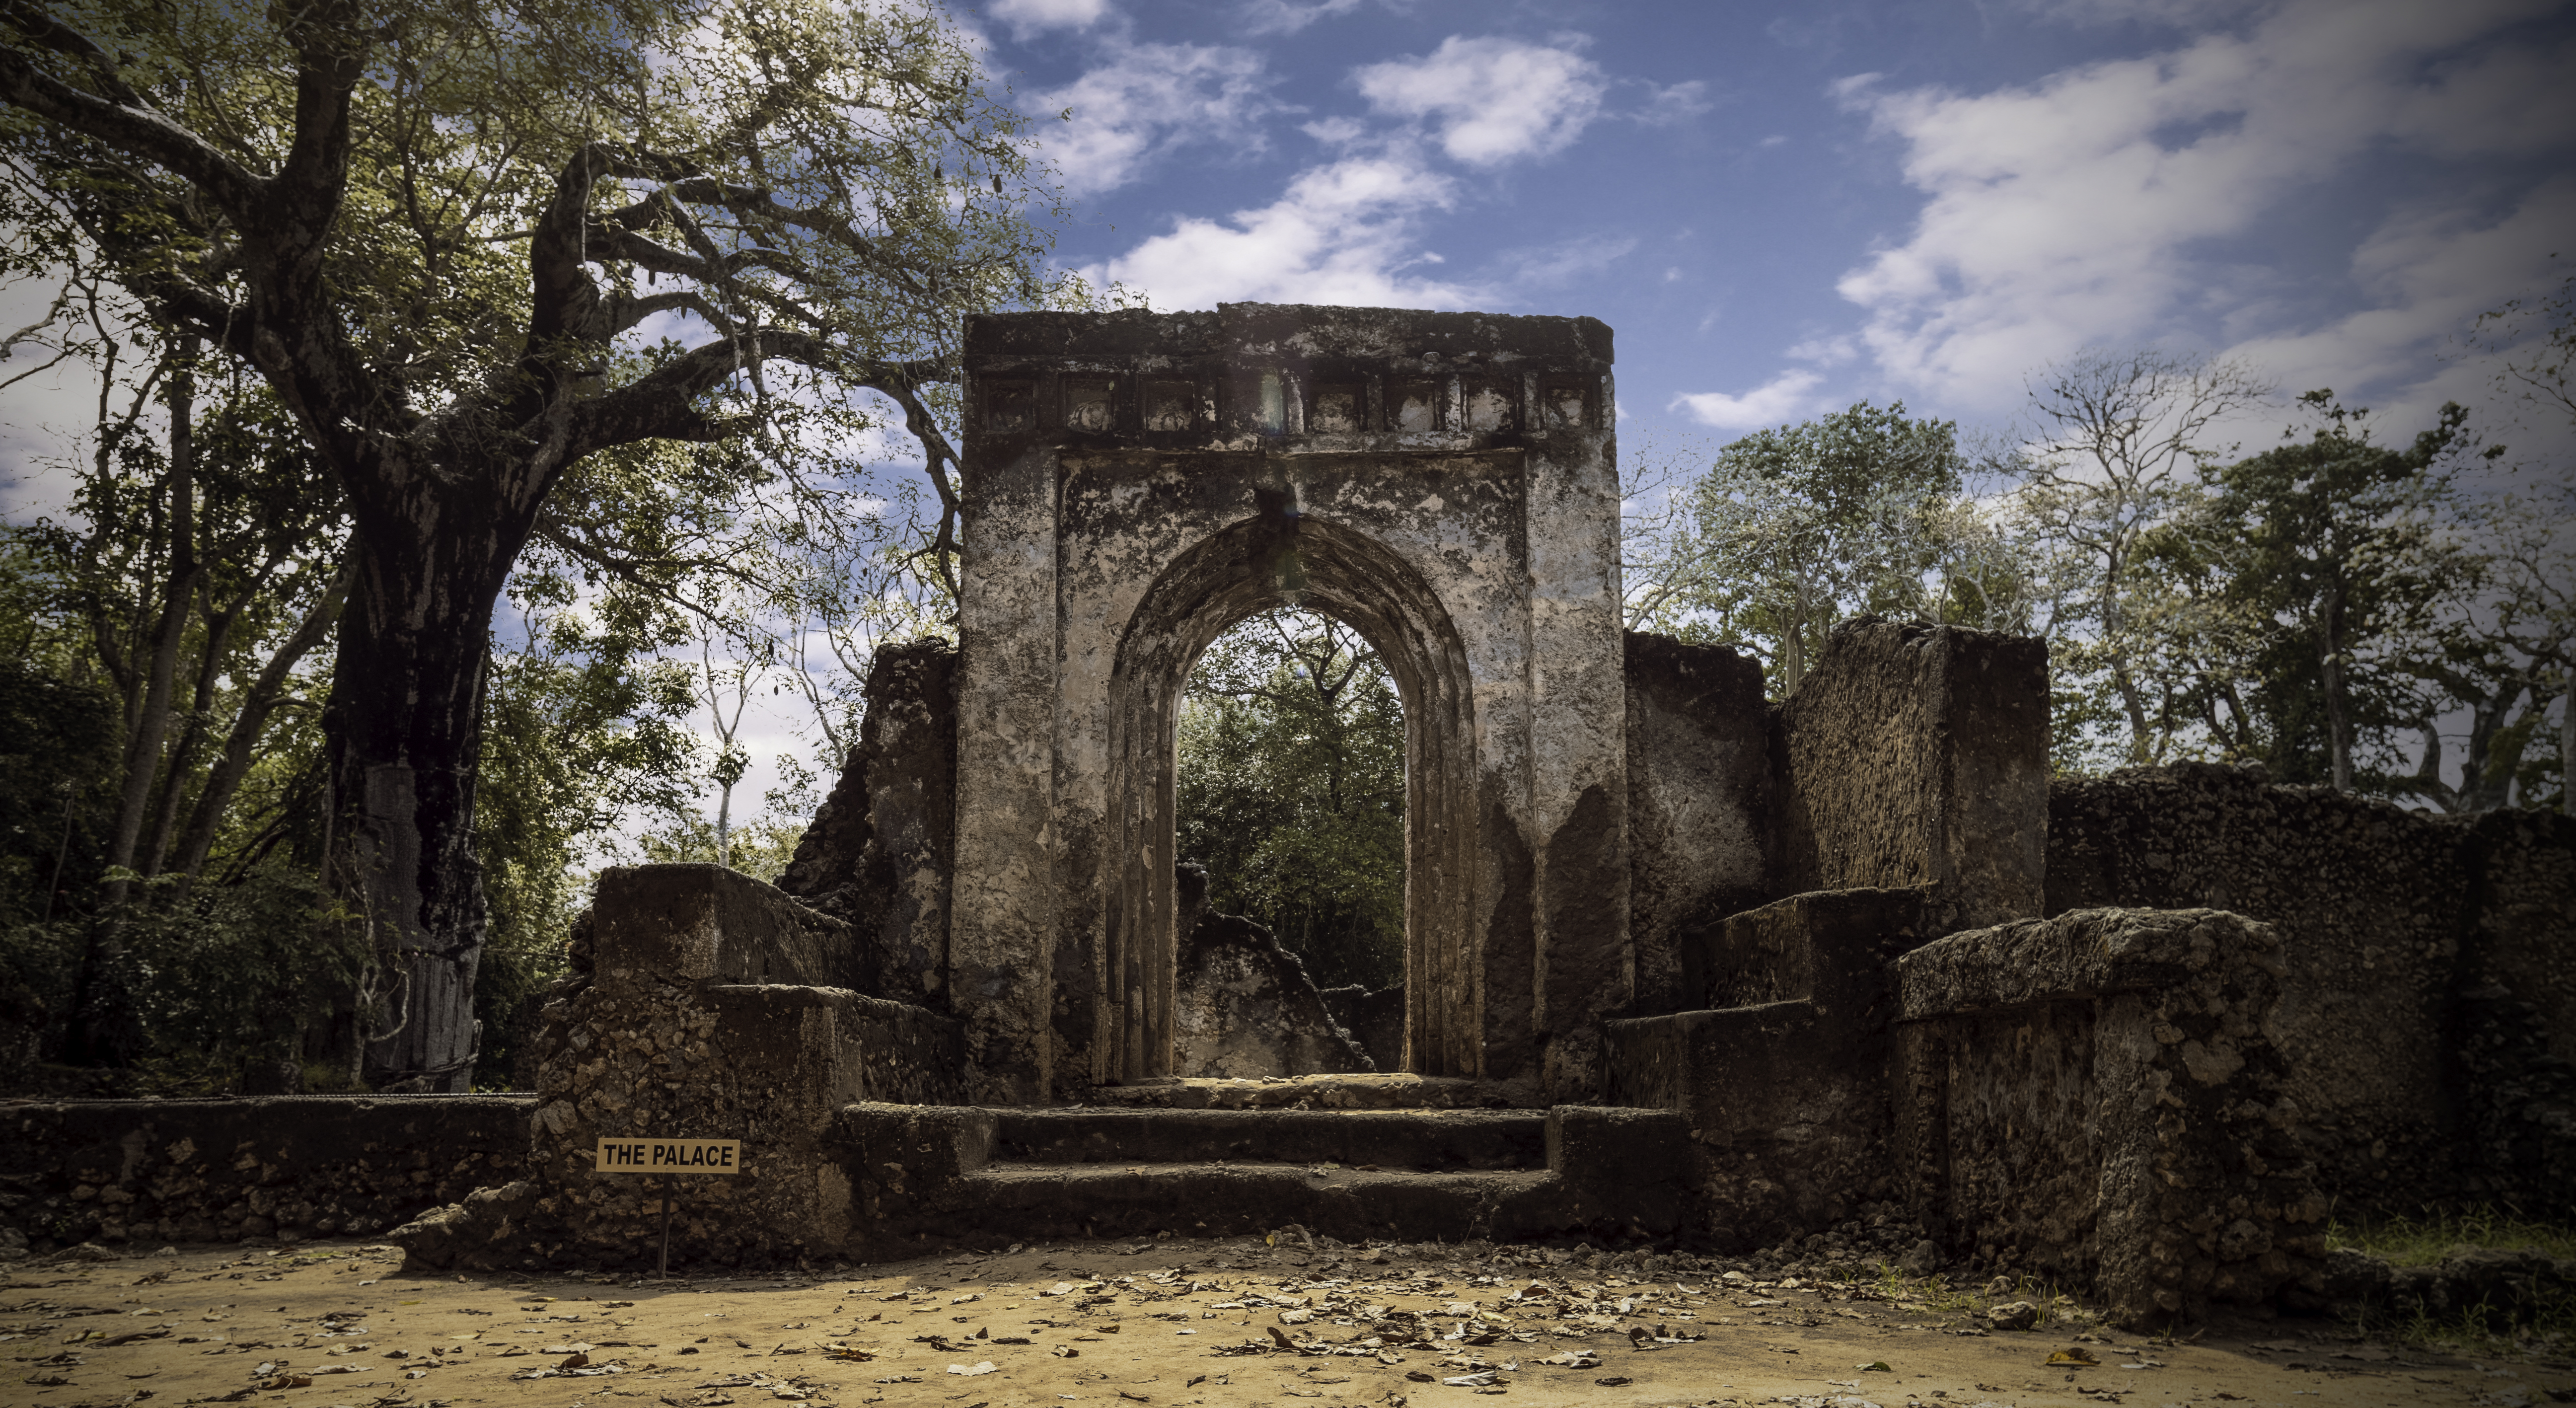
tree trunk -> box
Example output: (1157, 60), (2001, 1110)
(2565, 667), (2574, 818)
(170, 559), (354, 883)
(69, 354), (199, 1065)
(2318, 585), (2352, 792)
(326, 479), (532, 1093)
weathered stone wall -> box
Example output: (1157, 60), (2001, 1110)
(2047, 764), (2576, 1214)
(1623, 632), (1771, 1015)
(397, 865), (968, 1271)
(0, 1096), (529, 1254)
(1603, 888), (1928, 1249)
(1319, 984), (1405, 1071)
(1894, 907), (2326, 1326)
(1172, 914), (1374, 1077)
(1775, 619), (2049, 934)
(772, 638), (960, 1007)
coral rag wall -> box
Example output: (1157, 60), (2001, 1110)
(2048, 764), (2576, 1215)
(1894, 908), (2326, 1324)
(0, 1096), (530, 1255)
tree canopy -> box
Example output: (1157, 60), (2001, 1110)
(1, 0), (1090, 1087)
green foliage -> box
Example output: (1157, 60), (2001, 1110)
(1650, 402), (1973, 698)
(632, 812), (807, 885)
(1176, 610), (1406, 993)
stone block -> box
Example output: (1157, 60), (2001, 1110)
(1624, 632), (1770, 1015)
(591, 864), (858, 992)
(1775, 618), (2048, 933)
(1896, 907), (2322, 1326)
(1174, 913), (1374, 1077)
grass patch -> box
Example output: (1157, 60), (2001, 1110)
(2329, 1205), (2576, 1355)
(2327, 1206), (2576, 1266)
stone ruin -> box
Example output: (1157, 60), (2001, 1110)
(387, 304), (2576, 1328)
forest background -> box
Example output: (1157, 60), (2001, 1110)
(0, 0), (2570, 1093)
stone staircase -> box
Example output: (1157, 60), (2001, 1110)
(829, 1095), (1690, 1258)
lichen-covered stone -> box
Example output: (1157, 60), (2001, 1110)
(1895, 907), (2323, 1327)
(2048, 763), (2576, 1215)
(1172, 913), (1373, 1077)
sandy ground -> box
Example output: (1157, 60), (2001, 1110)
(6, 1238), (2568, 1408)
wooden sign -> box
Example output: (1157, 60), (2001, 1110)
(594, 1137), (741, 1175)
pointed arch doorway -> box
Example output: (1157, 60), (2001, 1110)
(1108, 508), (1478, 1082)
(948, 303), (1631, 1106)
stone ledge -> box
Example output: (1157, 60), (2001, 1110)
(1897, 907), (2284, 1019)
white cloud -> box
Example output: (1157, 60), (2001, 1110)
(1672, 371), (1826, 430)
(1354, 36), (1607, 166)
(1834, 0), (2576, 411)
(1633, 79), (1713, 127)
(1240, 0), (1369, 36)
(990, 0), (1111, 36)
(1031, 43), (1279, 196)
(2221, 178), (2576, 437)
(1492, 234), (1637, 289)
(1087, 148), (1480, 310)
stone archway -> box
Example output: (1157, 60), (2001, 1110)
(948, 303), (1631, 1106)
(1104, 509), (1479, 1083)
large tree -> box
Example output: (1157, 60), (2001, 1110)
(2014, 350), (2271, 764)
(1661, 401), (1969, 697)
(1, 0), (1082, 1087)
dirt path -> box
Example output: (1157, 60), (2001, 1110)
(5, 1238), (2564, 1408)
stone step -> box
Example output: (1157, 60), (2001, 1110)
(1085, 1074), (1518, 1111)
(832, 1103), (1693, 1257)
(959, 1164), (1555, 1243)
(992, 1109), (1546, 1170)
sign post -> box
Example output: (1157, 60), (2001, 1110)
(593, 1138), (742, 1278)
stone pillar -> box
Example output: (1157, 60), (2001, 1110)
(1774, 618), (2048, 933)
(953, 416), (1063, 1105)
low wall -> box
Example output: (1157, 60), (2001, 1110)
(2048, 764), (2576, 1215)
(0, 1096), (531, 1255)
(1895, 907), (2326, 1326)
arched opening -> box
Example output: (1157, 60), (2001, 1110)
(1175, 607), (1406, 1072)
(1102, 509), (1479, 1084)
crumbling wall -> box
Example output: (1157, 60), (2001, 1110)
(773, 638), (959, 1006)
(1775, 618), (2049, 934)
(1604, 887), (1928, 1248)
(397, 865), (964, 1272)
(1173, 914), (1375, 1078)
(1895, 907), (2326, 1326)
(1623, 632), (1771, 1015)
(2047, 764), (2576, 1214)
(1319, 984), (1405, 1071)
(0, 1096), (529, 1254)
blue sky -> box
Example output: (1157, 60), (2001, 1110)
(3, 0), (2571, 835)
(969, 0), (2576, 456)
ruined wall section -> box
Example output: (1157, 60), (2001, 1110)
(1622, 632), (1771, 1016)
(1895, 907), (2326, 1326)
(2047, 764), (2576, 1214)
(0, 1097), (528, 1255)
(393, 866), (965, 1271)
(1173, 914), (1376, 1078)
(957, 303), (1626, 1104)
(773, 638), (960, 1007)
(1775, 619), (2048, 936)
(1603, 888), (1927, 1249)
